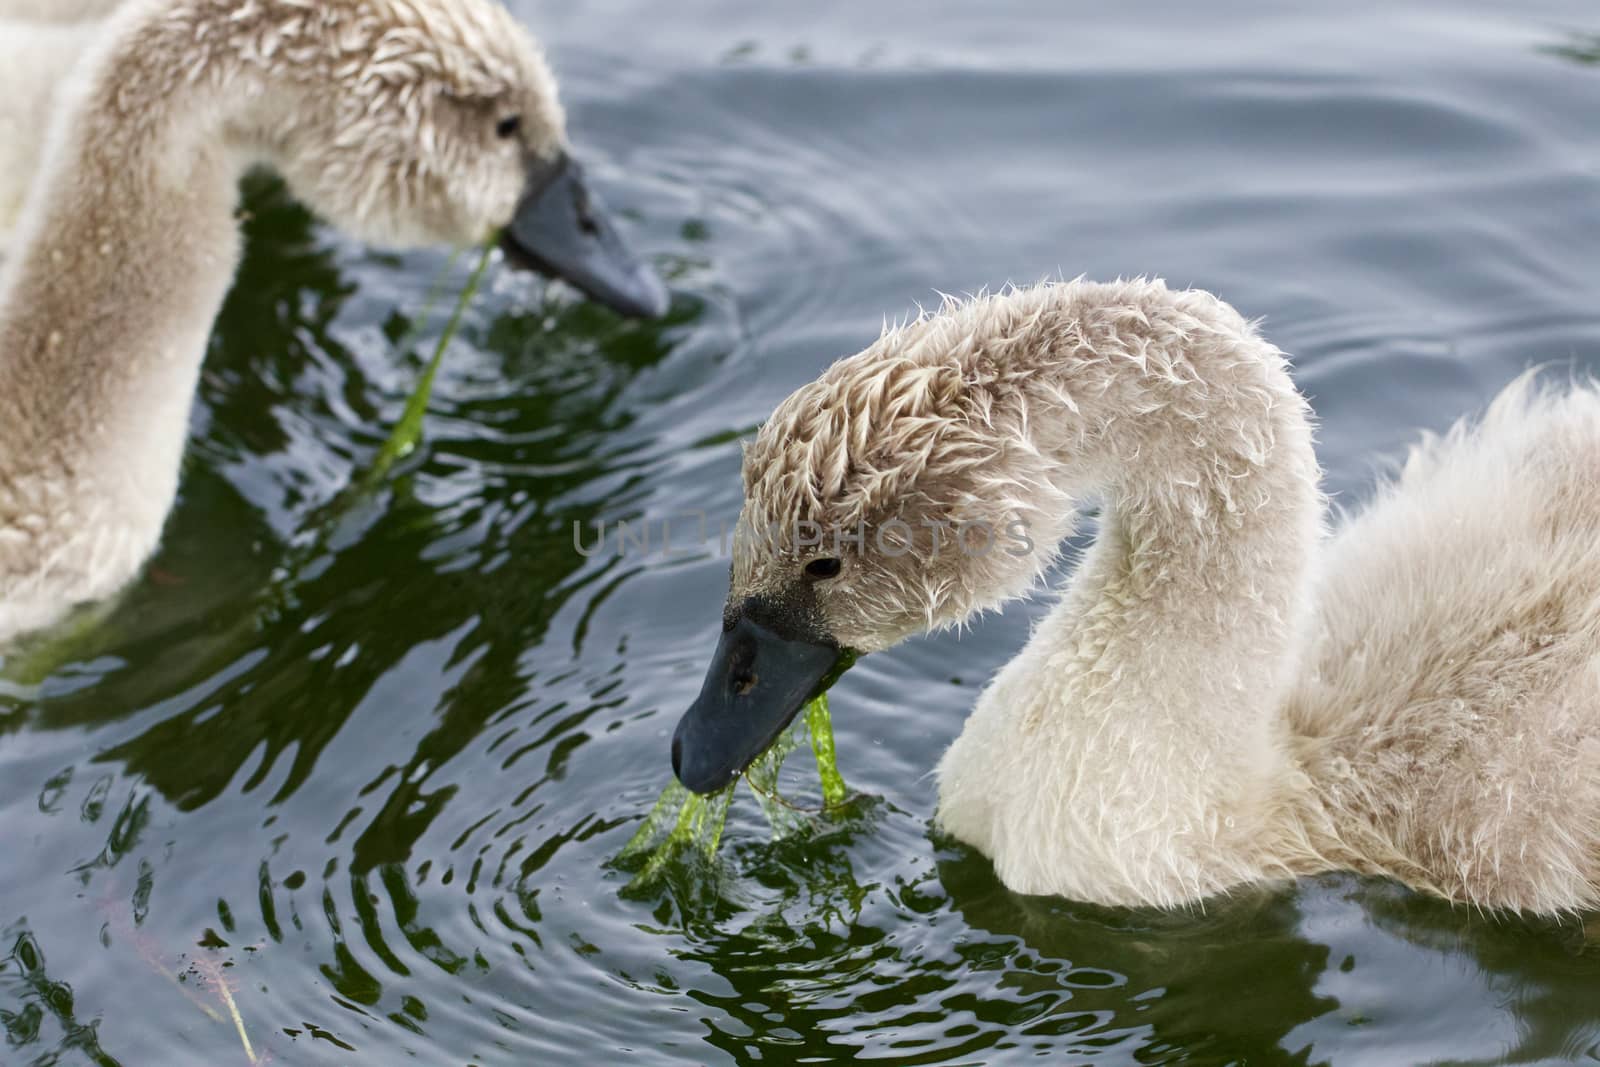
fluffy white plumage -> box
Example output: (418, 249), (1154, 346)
(735, 277), (1600, 913)
(0, 0), (123, 21)
(0, 16), (105, 255)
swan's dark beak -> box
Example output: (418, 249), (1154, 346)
(500, 153), (670, 320)
(672, 597), (848, 794)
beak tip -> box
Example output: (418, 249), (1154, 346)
(624, 269), (672, 320)
(501, 154), (671, 321)
(677, 770), (734, 796)
(672, 613), (845, 796)
(670, 710), (735, 795)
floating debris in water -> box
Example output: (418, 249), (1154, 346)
(617, 691), (849, 890)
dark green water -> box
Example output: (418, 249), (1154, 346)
(7, 1), (1600, 1063)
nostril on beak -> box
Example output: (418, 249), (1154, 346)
(732, 672), (757, 696)
(671, 734), (683, 778)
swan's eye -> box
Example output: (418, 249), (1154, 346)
(805, 557), (843, 581)
(496, 114), (523, 139)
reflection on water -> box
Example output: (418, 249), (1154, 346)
(2, 925), (121, 1063)
(6, 0), (1600, 1063)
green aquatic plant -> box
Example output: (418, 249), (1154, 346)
(806, 689), (849, 809)
(617, 691), (850, 890)
(366, 239), (496, 485)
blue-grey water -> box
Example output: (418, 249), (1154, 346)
(6, 1), (1600, 1063)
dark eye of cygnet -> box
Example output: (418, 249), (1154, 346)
(805, 557), (843, 580)
(496, 114), (522, 139)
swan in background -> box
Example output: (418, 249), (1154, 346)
(671, 278), (1600, 914)
(0, 0), (670, 645)
(0, 0), (122, 21)
(0, 15), (107, 252)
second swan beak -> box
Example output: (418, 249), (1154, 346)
(500, 152), (670, 320)
(672, 597), (849, 794)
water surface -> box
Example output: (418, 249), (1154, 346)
(6, 1), (1600, 1063)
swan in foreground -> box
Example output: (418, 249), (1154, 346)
(0, 0), (670, 645)
(670, 278), (1600, 914)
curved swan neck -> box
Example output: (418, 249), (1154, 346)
(1009, 282), (1321, 709)
(0, 3), (258, 601)
(932, 280), (1323, 905)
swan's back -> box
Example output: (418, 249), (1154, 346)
(1288, 373), (1600, 911)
